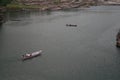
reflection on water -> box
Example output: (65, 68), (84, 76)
(0, 26), (2, 32)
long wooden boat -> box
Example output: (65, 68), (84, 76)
(22, 50), (42, 60)
(66, 24), (77, 27)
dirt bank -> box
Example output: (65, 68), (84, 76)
(7, 0), (98, 11)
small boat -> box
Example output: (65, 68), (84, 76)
(22, 50), (42, 60)
(66, 24), (77, 27)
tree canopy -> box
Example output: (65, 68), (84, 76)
(0, 0), (12, 6)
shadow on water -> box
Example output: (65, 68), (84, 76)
(116, 47), (120, 52)
(0, 24), (3, 31)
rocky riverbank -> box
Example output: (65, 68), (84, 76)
(6, 0), (97, 11)
(0, 7), (6, 25)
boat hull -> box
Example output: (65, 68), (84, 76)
(22, 50), (42, 60)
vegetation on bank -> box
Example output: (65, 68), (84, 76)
(6, 4), (40, 9)
(0, 0), (102, 12)
(0, 0), (12, 24)
(0, 0), (100, 10)
(0, 0), (12, 6)
(5, 0), (98, 11)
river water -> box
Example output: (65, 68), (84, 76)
(0, 6), (120, 80)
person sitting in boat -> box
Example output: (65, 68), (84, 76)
(66, 24), (77, 27)
(26, 54), (31, 57)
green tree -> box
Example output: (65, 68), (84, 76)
(0, 0), (12, 6)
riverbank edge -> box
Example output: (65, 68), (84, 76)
(5, 1), (97, 11)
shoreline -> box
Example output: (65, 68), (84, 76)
(6, 1), (97, 11)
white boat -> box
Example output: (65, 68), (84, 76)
(22, 50), (42, 60)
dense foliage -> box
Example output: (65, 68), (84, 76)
(0, 0), (12, 6)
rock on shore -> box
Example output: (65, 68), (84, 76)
(7, 0), (98, 11)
